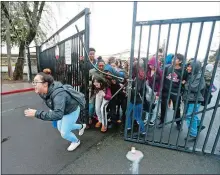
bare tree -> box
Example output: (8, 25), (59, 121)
(3, 2), (13, 79)
(2, 1), (45, 80)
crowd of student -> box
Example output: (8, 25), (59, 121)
(80, 48), (216, 141)
(24, 47), (217, 151)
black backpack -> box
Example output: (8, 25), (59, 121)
(51, 84), (86, 110)
(201, 85), (212, 106)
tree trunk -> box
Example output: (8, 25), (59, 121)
(13, 41), (25, 80)
(4, 1), (13, 79)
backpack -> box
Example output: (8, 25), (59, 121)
(143, 81), (156, 112)
(201, 84), (212, 106)
(51, 84), (86, 110)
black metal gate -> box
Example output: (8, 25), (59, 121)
(36, 8), (90, 124)
(125, 2), (220, 156)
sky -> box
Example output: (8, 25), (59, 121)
(2, 1), (220, 60)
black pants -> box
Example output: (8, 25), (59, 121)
(107, 99), (118, 122)
(161, 93), (181, 125)
(121, 97), (127, 123)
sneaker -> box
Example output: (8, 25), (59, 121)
(117, 120), (122, 123)
(157, 121), (164, 128)
(198, 125), (206, 131)
(79, 124), (86, 136)
(67, 141), (80, 151)
(95, 122), (102, 128)
(101, 126), (107, 132)
(149, 121), (155, 126)
(176, 124), (182, 131)
(108, 123), (113, 129)
(184, 136), (196, 141)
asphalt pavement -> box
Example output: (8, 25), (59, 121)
(1, 92), (112, 174)
(1, 68), (220, 174)
(59, 133), (220, 174)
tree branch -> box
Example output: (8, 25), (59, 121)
(36, 1), (45, 24)
(33, 1), (39, 17)
(22, 2), (33, 28)
(1, 2), (21, 42)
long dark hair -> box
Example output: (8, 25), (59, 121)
(116, 59), (122, 69)
(91, 76), (107, 98)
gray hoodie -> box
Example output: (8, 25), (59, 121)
(35, 81), (79, 121)
(183, 60), (205, 103)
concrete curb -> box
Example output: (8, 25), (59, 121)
(1, 88), (35, 95)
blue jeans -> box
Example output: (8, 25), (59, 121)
(89, 103), (95, 118)
(186, 103), (200, 137)
(57, 106), (82, 143)
(126, 103), (145, 133)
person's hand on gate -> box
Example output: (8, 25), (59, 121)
(119, 83), (124, 88)
(24, 108), (37, 118)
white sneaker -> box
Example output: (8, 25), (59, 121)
(79, 124), (86, 136)
(67, 141), (80, 151)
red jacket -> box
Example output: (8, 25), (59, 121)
(146, 56), (163, 96)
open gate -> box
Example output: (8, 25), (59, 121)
(35, 8), (90, 124)
(125, 2), (220, 156)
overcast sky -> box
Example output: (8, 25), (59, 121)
(3, 1), (220, 60)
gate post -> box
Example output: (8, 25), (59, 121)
(25, 46), (33, 82)
(124, 1), (137, 138)
(84, 8), (90, 124)
(36, 46), (41, 72)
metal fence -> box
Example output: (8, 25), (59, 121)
(125, 2), (220, 156)
(34, 8), (90, 124)
(26, 46), (38, 81)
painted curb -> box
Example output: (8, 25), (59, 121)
(1, 88), (35, 95)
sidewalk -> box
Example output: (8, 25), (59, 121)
(59, 133), (220, 174)
(1, 80), (34, 95)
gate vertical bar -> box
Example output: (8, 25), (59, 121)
(184, 22), (204, 148)
(159, 23), (171, 144)
(36, 46), (41, 72)
(159, 23), (181, 142)
(202, 89), (220, 153)
(176, 22), (192, 147)
(202, 49), (220, 153)
(192, 21), (216, 151)
(84, 8), (90, 124)
(124, 1), (137, 139)
(136, 25), (143, 141)
(211, 125), (220, 155)
(27, 46), (32, 82)
(143, 25), (152, 142)
(151, 24), (162, 143)
(167, 23), (183, 146)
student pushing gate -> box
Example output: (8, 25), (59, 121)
(124, 2), (220, 156)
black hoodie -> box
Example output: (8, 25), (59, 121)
(183, 60), (205, 102)
(163, 65), (185, 95)
(35, 81), (79, 121)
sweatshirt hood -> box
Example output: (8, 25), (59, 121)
(189, 60), (202, 75)
(148, 56), (159, 67)
(165, 54), (174, 65)
(206, 64), (214, 73)
(47, 81), (63, 97)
